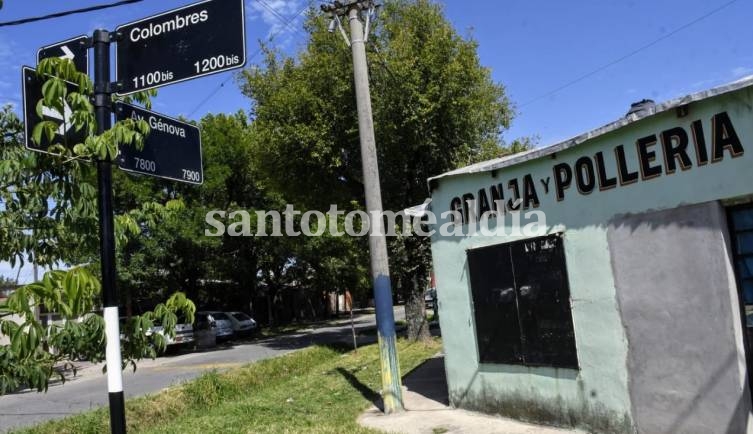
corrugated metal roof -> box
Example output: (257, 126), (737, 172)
(429, 75), (753, 183)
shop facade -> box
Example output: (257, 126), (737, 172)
(428, 78), (753, 433)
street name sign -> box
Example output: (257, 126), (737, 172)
(37, 35), (89, 74)
(115, 102), (203, 184)
(115, 0), (246, 96)
(22, 66), (86, 154)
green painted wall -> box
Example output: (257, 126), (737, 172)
(429, 86), (753, 432)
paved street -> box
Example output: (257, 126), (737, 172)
(0, 308), (404, 433)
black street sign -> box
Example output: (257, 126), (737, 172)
(115, 102), (203, 184)
(37, 35), (89, 74)
(22, 66), (86, 154)
(115, 0), (246, 96)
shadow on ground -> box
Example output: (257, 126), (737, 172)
(332, 325), (447, 414)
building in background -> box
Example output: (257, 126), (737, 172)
(428, 77), (753, 433)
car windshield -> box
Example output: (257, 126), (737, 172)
(232, 312), (251, 321)
(212, 312), (230, 321)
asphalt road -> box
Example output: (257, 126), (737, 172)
(0, 308), (405, 433)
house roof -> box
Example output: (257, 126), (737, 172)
(428, 75), (753, 183)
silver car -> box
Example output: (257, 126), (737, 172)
(195, 311), (234, 341)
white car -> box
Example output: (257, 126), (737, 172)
(227, 311), (257, 336)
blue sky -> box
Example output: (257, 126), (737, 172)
(1, 0), (751, 281)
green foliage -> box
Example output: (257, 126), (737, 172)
(0, 54), (197, 395)
(0, 263), (195, 393)
(0, 266), (102, 394)
(9, 267), (101, 319)
(0, 104), (99, 268)
(33, 58), (150, 162)
(119, 292), (196, 370)
(241, 0), (530, 335)
(242, 0), (524, 211)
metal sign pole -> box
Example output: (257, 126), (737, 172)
(93, 28), (127, 434)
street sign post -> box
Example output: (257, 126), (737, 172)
(115, 102), (203, 184)
(37, 35), (89, 74)
(22, 66), (86, 154)
(20, 0), (247, 430)
(114, 0), (246, 96)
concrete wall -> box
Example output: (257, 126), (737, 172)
(608, 202), (751, 434)
(429, 85), (753, 433)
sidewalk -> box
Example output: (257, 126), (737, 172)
(358, 354), (585, 434)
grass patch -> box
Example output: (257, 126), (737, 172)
(16, 338), (442, 434)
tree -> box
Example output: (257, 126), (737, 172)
(113, 112), (272, 314)
(242, 0), (526, 340)
(0, 59), (195, 393)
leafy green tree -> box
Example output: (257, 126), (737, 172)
(187, 112), (264, 309)
(242, 0), (526, 340)
(0, 58), (195, 393)
(0, 102), (99, 269)
(111, 112), (266, 313)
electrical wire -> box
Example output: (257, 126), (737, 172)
(254, 0), (307, 37)
(519, 0), (740, 108)
(0, 0), (144, 28)
(187, 1), (311, 118)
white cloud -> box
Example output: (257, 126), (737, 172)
(247, 0), (305, 39)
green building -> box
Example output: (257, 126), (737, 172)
(428, 77), (753, 433)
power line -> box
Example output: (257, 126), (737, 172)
(187, 2), (311, 118)
(0, 0), (144, 28)
(520, 0), (740, 108)
(254, 0), (307, 37)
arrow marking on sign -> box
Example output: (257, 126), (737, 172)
(42, 102), (74, 136)
(60, 45), (75, 61)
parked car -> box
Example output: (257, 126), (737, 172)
(195, 311), (234, 341)
(149, 315), (194, 349)
(227, 311), (257, 337)
(120, 315), (195, 351)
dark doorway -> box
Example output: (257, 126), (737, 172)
(727, 204), (753, 393)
